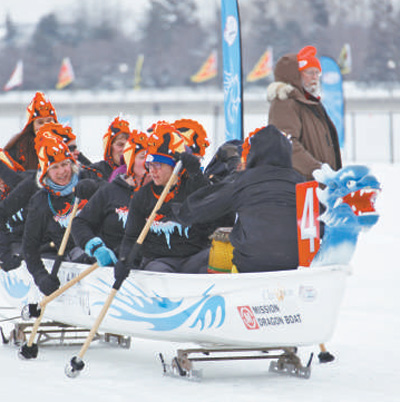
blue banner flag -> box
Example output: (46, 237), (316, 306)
(221, 0), (243, 141)
(320, 56), (345, 148)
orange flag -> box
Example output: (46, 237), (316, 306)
(191, 51), (218, 83)
(246, 47), (273, 82)
(56, 57), (75, 89)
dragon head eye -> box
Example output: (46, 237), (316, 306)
(346, 180), (357, 189)
(328, 181), (338, 190)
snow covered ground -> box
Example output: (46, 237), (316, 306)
(0, 162), (399, 402)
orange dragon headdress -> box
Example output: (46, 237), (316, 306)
(173, 119), (210, 157)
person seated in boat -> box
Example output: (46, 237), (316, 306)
(0, 92), (90, 189)
(0, 152), (27, 271)
(0, 123), (100, 275)
(82, 116), (131, 182)
(0, 148), (26, 199)
(22, 126), (97, 295)
(107, 122), (144, 183)
(0, 93), (57, 192)
(203, 139), (243, 184)
(71, 130), (150, 266)
(3, 92), (58, 171)
(114, 122), (213, 281)
(163, 125), (305, 273)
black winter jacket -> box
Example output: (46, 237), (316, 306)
(72, 175), (135, 254)
(22, 184), (90, 284)
(169, 125), (305, 272)
(120, 170), (211, 261)
(0, 172), (38, 259)
(83, 160), (114, 182)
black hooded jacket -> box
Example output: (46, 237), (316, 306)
(169, 125), (305, 272)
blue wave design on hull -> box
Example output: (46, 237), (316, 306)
(0, 271), (30, 299)
(92, 280), (225, 332)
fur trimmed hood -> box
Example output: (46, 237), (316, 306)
(267, 81), (294, 102)
(267, 51), (306, 103)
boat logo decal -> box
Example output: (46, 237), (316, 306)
(237, 306), (259, 330)
(238, 304), (303, 330)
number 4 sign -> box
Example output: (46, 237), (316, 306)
(296, 181), (320, 267)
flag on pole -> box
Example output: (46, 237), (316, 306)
(134, 54), (144, 90)
(221, 0), (243, 141)
(246, 47), (273, 82)
(320, 56), (345, 148)
(56, 57), (75, 89)
(3, 60), (23, 91)
(337, 43), (352, 75)
(191, 51), (218, 83)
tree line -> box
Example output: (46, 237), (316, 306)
(1, 0), (400, 91)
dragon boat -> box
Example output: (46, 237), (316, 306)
(0, 164), (381, 379)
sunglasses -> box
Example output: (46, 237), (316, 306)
(145, 161), (163, 170)
(68, 145), (77, 152)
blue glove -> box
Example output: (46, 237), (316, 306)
(85, 237), (117, 267)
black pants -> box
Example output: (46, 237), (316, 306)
(142, 248), (210, 274)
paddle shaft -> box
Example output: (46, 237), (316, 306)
(77, 288), (118, 359)
(51, 197), (80, 277)
(26, 263), (100, 348)
(26, 197), (80, 347)
(42, 263), (99, 308)
(26, 307), (45, 347)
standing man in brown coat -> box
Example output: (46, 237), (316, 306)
(267, 46), (339, 363)
(267, 45), (342, 180)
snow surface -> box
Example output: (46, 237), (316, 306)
(0, 163), (399, 402)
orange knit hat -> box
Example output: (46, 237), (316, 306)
(35, 125), (76, 186)
(297, 46), (321, 72)
(173, 119), (210, 157)
(25, 92), (58, 128)
(0, 148), (25, 172)
(146, 122), (185, 167)
(123, 130), (148, 177)
(103, 117), (131, 167)
(34, 122), (76, 149)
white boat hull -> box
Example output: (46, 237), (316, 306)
(0, 261), (348, 348)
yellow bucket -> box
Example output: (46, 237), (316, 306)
(207, 227), (234, 274)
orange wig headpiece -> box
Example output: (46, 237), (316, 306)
(241, 126), (266, 166)
(103, 117), (131, 168)
(123, 130), (148, 177)
(25, 92), (58, 129)
(146, 122), (185, 167)
(173, 119), (210, 157)
(35, 124), (76, 186)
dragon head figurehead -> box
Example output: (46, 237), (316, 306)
(311, 164), (381, 266)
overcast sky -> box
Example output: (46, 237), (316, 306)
(0, 0), (218, 26)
